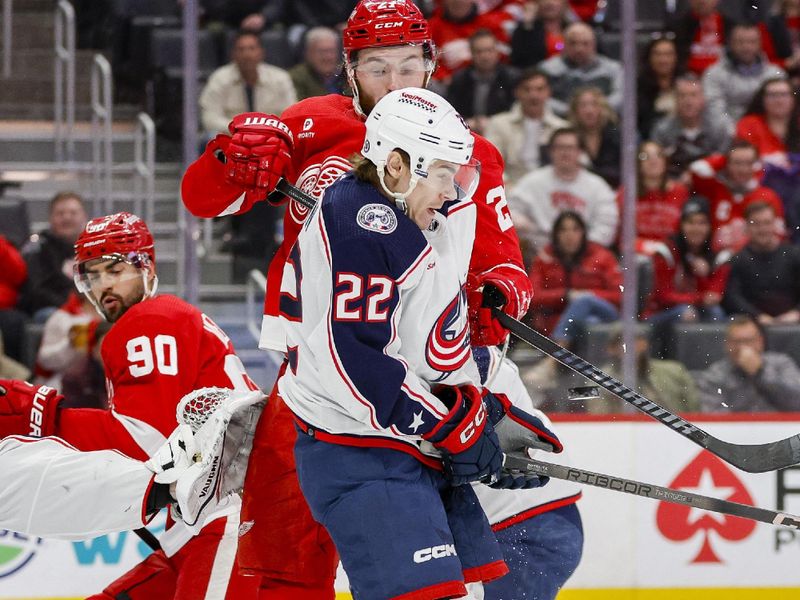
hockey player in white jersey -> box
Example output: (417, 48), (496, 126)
(277, 87), (565, 599)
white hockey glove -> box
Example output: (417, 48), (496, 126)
(145, 423), (197, 486)
(171, 387), (266, 532)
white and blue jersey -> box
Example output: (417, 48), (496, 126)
(277, 173), (481, 466)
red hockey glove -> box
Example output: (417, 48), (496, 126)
(0, 380), (62, 438)
(466, 266), (532, 346)
(423, 385), (502, 486)
(226, 112), (293, 192)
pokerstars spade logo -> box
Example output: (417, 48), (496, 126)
(656, 452), (756, 563)
(0, 530), (42, 578)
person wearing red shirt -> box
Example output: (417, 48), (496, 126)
(646, 196), (730, 326)
(428, 0), (513, 82)
(736, 76), (795, 168)
(0, 234), (27, 365)
(690, 140), (786, 252)
(509, 0), (574, 68)
(668, 0), (732, 75)
(616, 141), (689, 256)
(528, 210), (622, 345)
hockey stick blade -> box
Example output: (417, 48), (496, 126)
(491, 308), (800, 473)
(503, 452), (800, 529)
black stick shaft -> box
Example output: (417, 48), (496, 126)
(503, 453), (800, 529)
(492, 308), (800, 474)
(134, 527), (161, 552)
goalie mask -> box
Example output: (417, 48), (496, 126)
(343, 0), (436, 116)
(362, 87), (480, 214)
(73, 212), (158, 320)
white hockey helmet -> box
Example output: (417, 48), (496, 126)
(361, 87), (480, 212)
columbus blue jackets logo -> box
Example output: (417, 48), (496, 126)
(357, 204), (397, 234)
(426, 289), (470, 378)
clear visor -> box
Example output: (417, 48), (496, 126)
(416, 158), (481, 203)
(73, 254), (143, 295)
(350, 55), (435, 82)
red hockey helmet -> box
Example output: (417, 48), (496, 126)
(74, 212), (155, 267)
(343, 0), (434, 58)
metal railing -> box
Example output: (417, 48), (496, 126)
(246, 268), (267, 341)
(133, 112), (156, 223)
(54, 0), (75, 163)
(91, 53), (113, 215)
(2, 0), (11, 78)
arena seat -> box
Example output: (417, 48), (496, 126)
(672, 323), (727, 370)
(0, 199), (30, 250)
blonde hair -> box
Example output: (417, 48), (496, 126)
(567, 86), (616, 131)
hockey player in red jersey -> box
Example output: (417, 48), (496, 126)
(0, 212), (261, 600)
(180, 1), (581, 598)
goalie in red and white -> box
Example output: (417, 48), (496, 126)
(180, 1), (581, 599)
(0, 213), (263, 600)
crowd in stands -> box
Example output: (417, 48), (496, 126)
(34, 0), (800, 413)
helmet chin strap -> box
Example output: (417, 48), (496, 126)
(377, 164), (419, 215)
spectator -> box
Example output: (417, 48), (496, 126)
(206, 0), (356, 32)
(446, 28), (518, 134)
(690, 140), (786, 252)
(528, 210), (622, 346)
(702, 23), (786, 125)
(736, 76), (795, 168)
(652, 74), (733, 180)
(60, 319), (111, 409)
(638, 37), (681, 138)
(538, 21), (623, 116)
(757, 0), (798, 70)
(568, 0), (597, 22)
(0, 234), (28, 364)
(509, 0), (574, 68)
(289, 27), (343, 100)
(521, 357), (588, 413)
(35, 292), (99, 392)
(428, 0), (512, 82)
(694, 315), (800, 412)
(668, 0), (733, 75)
(592, 325), (700, 414)
(510, 127), (618, 257)
(723, 201), (800, 324)
(18, 191), (87, 322)
(762, 152), (800, 244)
(0, 333), (29, 380)
(484, 68), (569, 185)
(199, 30), (297, 136)
(567, 86), (620, 186)
(623, 140), (690, 252)
(646, 195), (729, 327)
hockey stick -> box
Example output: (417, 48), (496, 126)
(134, 527), (161, 552)
(486, 297), (800, 473)
(269, 177), (800, 472)
(503, 452), (800, 529)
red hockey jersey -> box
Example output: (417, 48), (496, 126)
(56, 294), (253, 460)
(257, 94), (528, 351)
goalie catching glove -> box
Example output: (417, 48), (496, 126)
(145, 387), (266, 533)
(0, 379), (62, 438)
